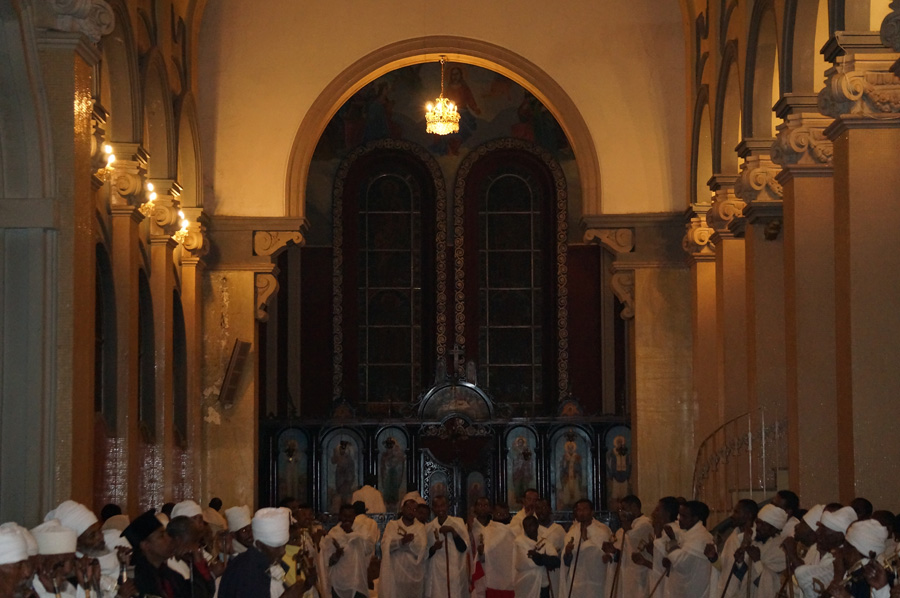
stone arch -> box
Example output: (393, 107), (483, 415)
(285, 36), (600, 219)
(744, 0), (780, 138)
(713, 40), (742, 173)
(691, 85), (714, 204)
(839, 0), (893, 31)
(99, 0), (141, 143)
(141, 49), (176, 179)
(783, 0), (831, 94)
(176, 93), (203, 208)
(0, 3), (52, 199)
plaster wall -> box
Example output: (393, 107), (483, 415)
(196, 0), (687, 217)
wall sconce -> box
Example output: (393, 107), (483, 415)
(173, 210), (189, 244)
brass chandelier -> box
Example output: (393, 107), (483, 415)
(425, 56), (460, 135)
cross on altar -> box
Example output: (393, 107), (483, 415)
(449, 343), (465, 376)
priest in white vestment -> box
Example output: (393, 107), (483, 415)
(661, 500), (714, 598)
(709, 498), (758, 598)
(745, 504), (788, 598)
(514, 515), (560, 598)
(379, 497), (428, 598)
(473, 499), (516, 598)
(795, 506), (857, 598)
(536, 499), (566, 598)
(322, 504), (375, 598)
(560, 499), (612, 598)
(425, 495), (470, 598)
(606, 495), (654, 598)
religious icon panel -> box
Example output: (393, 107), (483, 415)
(376, 426), (408, 512)
(604, 425), (632, 503)
(320, 428), (364, 513)
(550, 426), (593, 511)
(505, 426), (538, 510)
(277, 428), (309, 503)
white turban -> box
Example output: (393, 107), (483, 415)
(802, 504), (825, 529)
(821, 506), (857, 534)
(846, 519), (888, 558)
(252, 507), (290, 548)
(0, 523), (28, 565)
(203, 507), (227, 531)
(758, 504), (788, 530)
(45, 500), (98, 537)
(401, 492), (426, 506)
(225, 505), (252, 531)
(102, 514), (130, 532)
(171, 500), (203, 519)
(31, 520), (77, 555)
(0, 523), (36, 557)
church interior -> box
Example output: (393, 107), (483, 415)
(1, 0), (899, 527)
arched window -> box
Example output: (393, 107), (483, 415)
(173, 290), (187, 446)
(94, 244), (117, 432)
(137, 271), (155, 442)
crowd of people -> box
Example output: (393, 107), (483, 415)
(0, 487), (897, 598)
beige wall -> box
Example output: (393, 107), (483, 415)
(196, 0), (687, 218)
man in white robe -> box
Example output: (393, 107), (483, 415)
(706, 498), (758, 598)
(351, 476), (386, 514)
(661, 500), (714, 598)
(322, 504), (375, 598)
(0, 523), (33, 596)
(605, 494), (654, 598)
(772, 491), (801, 541)
(536, 499), (565, 598)
(425, 495), (470, 598)
(510, 490), (540, 537)
(514, 515), (560, 598)
(471, 498), (516, 598)
(630, 496), (679, 598)
(560, 498), (612, 598)
(795, 505), (856, 598)
(743, 504), (788, 598)
(379, 497), (427, 598)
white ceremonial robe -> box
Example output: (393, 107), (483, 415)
(649, 523), (680, 598)
(607, 514), (654, 598)
(664, 521), (714, 598)
(426, 515), (471, 598)
(749, 535), (786, 598)
(478, 520), (516, 595)
(355, 513), (381, 546)
(713, 528), (751, 598)
(560, 519), (613, 598)
(539, 523), (566, 598)
(379, 517), (427, 598)
(352, 486), (387, 514)
(795, 549), (834, 598)
(322, 523), (376, 598)
(509, 509), (535, 537)
(514, 534), (559, 598)
(470, 518), (488, 598)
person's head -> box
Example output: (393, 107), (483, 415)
(842, 519), (889, 568)
(140, 525), (172, 564)
(523, 489), (539, 512)
(161, 502), (175, 518)
(679, 501), (708, 531)
(296, 505), (315, 528)
(816, 505), (857, 552)
(251, 507), (290, 565)
(772, 490), (800, 517)
(339, 504), (356, 530)
(619, 495), (642, 520)
(574, 499), (594, 523)
(432, 495), (449, 519)
(76, 520), (106, 557)
(99, 504), (122, 522)
(474, 497), (491, 520)
(755, 504), (788, 542)
(400, 499), (417, 522)
(535, 499), (553, 525)
(871, 511), (895, 537)
(364, 474), (378, 487)
(0, 525), (30, 594)
(416, 503), (431, 524)
(493, 503), (511, 525)
(851, 497), (874, 520)
(653, 497), (680, 526)
(167, 516), (201, 562)
(523, 515), (539, 540)
(353, 501), (367, 516)
(208, 498), (223, 511)
(733, 499), (759, 528)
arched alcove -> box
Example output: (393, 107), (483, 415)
(784, 0), (831, 94)
(745, 1), (781, 138)
(137, 270), (156, 442)
(691, 86), (714, 205)
(176, 94), (203, 208)
(713, 42), (742, 173)
(285, 36), (600, 219)
(142, 50), (177, 179)
(98, 0), (142, 143)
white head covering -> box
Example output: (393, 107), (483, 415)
(203, 507), (228, 531)
(0, 523), (29, 565)
(45, 500), (98, 537)
(846, 519), (889, 558)
(0, 523), (36, 557)
(401, 491), (426, 506)
(102, 528), (131, 551)
(252, 507), (290, 548)
(31, 520), (77, 555)
(102, 514), (130, 532)
(820, 506), (857, 534)
(802, 504), (825, 529)
(225, 505), (252, 531)
(758, 504), (789, 530)
(171, 500), (203, 519)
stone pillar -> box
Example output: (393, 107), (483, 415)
(772, 95), (840, 504)
(735, 140), (786, 420)
(819, 35), (900, 507)
(683, 204), (719, 452)
(707, 176), (748, 422)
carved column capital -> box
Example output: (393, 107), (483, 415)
(735, 154), (783, 204)
(771, 113), (835, 167)
(255, 271), (280, 322)
(107, 145), (149, 207)
(47, 0), (115, 43)
(706, 178), (745, 238)
(253, 230), (305, 256)
(178, 208), (210, 259)
(144, 179), (182, 237)
(881, 0), (900, 52)
(610, 270), (635, 320)
(818, 53), (900, 117)
(683, 204), (716, 260)
(583, 228), (634, 253)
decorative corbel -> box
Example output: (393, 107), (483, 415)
(583, 228), (635, 254)
(818, 55), (900, 117)
(683, 210), (716, 258)
(48, 0), (115, 44)
(255, 271), (279, 322)
(610, 270), (635, 320)
(734, 154), (783, 203)
(107, 145), (148, 207)
(253, 231), (305, 256)
(771, 113), (834, 167)
(145, 180), (182, 237)
(178, 208), (209, 259)
(707, 195), (746, 234)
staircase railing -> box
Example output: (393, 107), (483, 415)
(692, 407), (788, 527)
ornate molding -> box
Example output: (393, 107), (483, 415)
(48, 0), (115, 43)
(108, 147), (148, 207)
(881, 1), (900, 52)
(818, 54), (900, 117)
(734, 155), (783, 203)
(610, 270), (635, 320)
(180, 208), (209, 259)
(253, 231), (304, 256)
(146, 180), (182, 237)
(255, 272), (279, 322)
(583, 228), (635, 253)
(707, 196), (746, 234)
(771, 113), (834, 167)
(683, 205), (716, 259)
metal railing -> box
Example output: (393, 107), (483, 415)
(692, 408), (788, 527)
